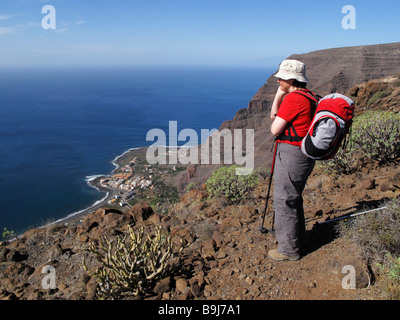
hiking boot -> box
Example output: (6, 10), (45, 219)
(268, 249), (300, 261)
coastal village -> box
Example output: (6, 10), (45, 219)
(94, 152), (180, 209)
(99, 157), (152, 207)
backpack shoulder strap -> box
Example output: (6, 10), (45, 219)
(292, 89), (321, 104)
(277, 89), (321, 143)
(292, 89), (321, 118)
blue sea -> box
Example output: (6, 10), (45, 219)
(0, 66), (272, 235)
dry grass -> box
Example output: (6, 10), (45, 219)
(337, 199), (400, 263)
(337, 198), (400, 299)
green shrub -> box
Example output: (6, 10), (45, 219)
(205, 165), (258, 205)
(352, 110), (400, 165)
(321, 110), (400, 175)
(378, 254), (400, 282)
(2, 227), (16, 241)
(186, 182), (196, 192)
(152, 176), (179, 204)
(367, 90), (391, 106)
(377, 253), (400, 299)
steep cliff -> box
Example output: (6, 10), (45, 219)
(179, 42), (400, 189)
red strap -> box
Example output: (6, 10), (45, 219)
(292, 89), (320, 104)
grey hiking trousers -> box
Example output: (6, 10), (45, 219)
(273, 143), (315, 256)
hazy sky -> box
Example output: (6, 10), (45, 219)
(1, 0), (399, 67)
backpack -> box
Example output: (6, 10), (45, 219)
(300, 93), (355, 160)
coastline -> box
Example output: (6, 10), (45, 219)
(31, 144), (188, 233)
(50, 147), (146, 228)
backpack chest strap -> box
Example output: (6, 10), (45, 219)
(277, 124), (303, 142)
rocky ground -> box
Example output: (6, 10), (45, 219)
(1, 157), (399, 301)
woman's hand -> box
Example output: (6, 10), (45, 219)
(270, 87), (287, 120)
(275, 87), (287, 99)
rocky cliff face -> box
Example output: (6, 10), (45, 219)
(178, 42), (400, 189)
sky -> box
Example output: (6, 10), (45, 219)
(0, 0), (399, 67)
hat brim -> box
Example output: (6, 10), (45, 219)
(274, 72), (309, 83)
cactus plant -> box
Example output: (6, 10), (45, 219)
(82, 225), (185, 300)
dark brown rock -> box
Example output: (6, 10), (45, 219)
(153, 277), (172, 295)
(128, 201), (154, 222)
(200, 239), (217, 259)
(175, 278), (188, 294)
(9, 250), (28, 262)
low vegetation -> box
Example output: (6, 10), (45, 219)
(323, 110), (400, 175)
(82, 226), (185, 300)
(319, 106), (400, 298)
(352, 111), (400, 164)
(2, 227), (16, 241)
(205, 165), (259, 205)
(367, 90), (391, 107)
(337, 199), (400, 299)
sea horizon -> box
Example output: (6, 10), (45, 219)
(0, 65), (273, 235)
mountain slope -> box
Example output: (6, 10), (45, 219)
(175, 42), (400, 190)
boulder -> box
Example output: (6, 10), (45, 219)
(128, 201), (154, 223)
(200, 239), (217, 259)
(175, 278), (188, 294)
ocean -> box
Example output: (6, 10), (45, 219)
(0, 65), (273, 235)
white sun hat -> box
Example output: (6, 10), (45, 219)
(274, 59), (309, 83)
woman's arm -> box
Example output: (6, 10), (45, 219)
(270, 88), (287, 120)
(270, 87), (288, 136)
(271, 116), (288, 136)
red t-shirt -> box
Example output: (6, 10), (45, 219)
(276, 90), (315, 147)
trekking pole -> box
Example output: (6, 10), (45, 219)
(316, 206), (388, 226)
(259, 141), (278, 234)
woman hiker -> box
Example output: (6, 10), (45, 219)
(268, 59), (317, 261)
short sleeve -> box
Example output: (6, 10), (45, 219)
(276, 93), (300, 123)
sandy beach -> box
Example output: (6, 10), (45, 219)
(51, 147), (146, 228)
(54, 185), (117, 227)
